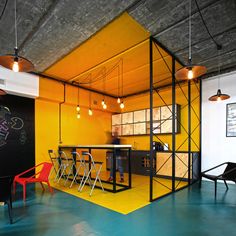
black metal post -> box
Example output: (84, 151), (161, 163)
(72, 147), (77, 175)
(128, 148), (131, 188)
(188, 80), (191, 184)
(113, 148), (117, 193)
(149, 36), (154, 201)
(199, 79), (202, 181)
(171, 57), (176, 192)
(59, 83), (65, 144)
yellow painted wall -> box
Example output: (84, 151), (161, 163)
(35, 77), (118, 168)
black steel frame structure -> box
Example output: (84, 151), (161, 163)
(45, 35), (201, 202)
(149, 36), (201, 202)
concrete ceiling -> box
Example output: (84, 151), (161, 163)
(0, 0), (235, 80)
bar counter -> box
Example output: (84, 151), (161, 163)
(59, 144), (132, 193)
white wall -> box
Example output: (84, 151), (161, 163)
(202, 71), (236, 175)
(0, 66), (39, 98)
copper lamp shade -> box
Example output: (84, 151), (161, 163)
(0, 0), (35, 73)
(0, 54), (34, 72)
(175, 64), (207, 80)
(0, 89), (6, 95)
(208, 89), (230, 101)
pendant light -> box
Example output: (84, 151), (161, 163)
(175, 0), (206, 80)
(88, 79), (93, 116)
(119, 59), (125, 109)
(76, 87), (81, 118)
(0, 0), (34, 72)
(0, 89), (7, 95)
(117, 65), (121, 104)
(208, 45), (230, 102)
(101, 68), (107, 109)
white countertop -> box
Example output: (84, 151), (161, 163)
(59, 144), (132, 148)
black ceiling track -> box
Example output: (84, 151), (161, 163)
(31, 72), (117, 99)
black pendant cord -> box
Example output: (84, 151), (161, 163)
(0, 0), (8, 21)
(188, 0), (192, 62)
(194, 0), (221, 49)
(14, 0), (18, 50)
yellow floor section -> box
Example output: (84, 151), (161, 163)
(50, 172), (188, 215)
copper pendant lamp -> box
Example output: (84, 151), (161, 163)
(0, 89), (7, 95)
(208, 89), (230, 102)
(208, 46), (230, 102)
(0, 0), (34, 72)
(175, 0), (206, 80)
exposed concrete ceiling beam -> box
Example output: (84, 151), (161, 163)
(18, 0), (60, 52)
(152, 0), (221, 38)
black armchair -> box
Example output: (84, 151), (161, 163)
(200, 162), (236, 197)
(0, 176), (13, 224)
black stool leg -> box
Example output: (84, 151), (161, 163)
(199, 176), (202, 188)
(7, 200), (13, 224)
(224, 180), (229, 190)
(214, 180), (217, 198)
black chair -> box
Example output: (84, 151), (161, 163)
(200, 162), (236, 197)
(0, 176), (13, 224)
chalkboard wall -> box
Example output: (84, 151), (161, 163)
(0, 94), (35, 176)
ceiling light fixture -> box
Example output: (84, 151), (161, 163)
(208, 45), (230, 102)
(88, 79), (93, 116)
(117, 64), (121, 104)
(76, 87), (80, 118)
(102, 68), (107, 110)
(119, 59), (124, 109)
(175, 0), (206, 80)
(0, 0), (34, 72)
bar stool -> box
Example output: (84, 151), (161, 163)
(77, 152), (92, 191)
(57, 151), (76, 185)
(78, 151), (104, 196)
(48, 149), (60, 180)
(69, 151), (87, 188)
(64, 151), (77, 186)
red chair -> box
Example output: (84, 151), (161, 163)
(13, 162), (53, 201)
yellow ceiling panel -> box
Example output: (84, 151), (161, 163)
(44, 12), (150, 80)
(42, 12), (183, 98)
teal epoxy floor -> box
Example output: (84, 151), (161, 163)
(1, 181), (236, 236)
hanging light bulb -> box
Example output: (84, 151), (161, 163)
(76, 105), (80, 112)
(117, 97), (121, 104)
(101, 99), (105, 106)
(0, 0), (34, 72)
(88, 108), (93, 116)
(77, 113), (81, 119)
(175, 0), (206, 80)
(103, 103), (107, 109)
(120, 101), (124, 109)
(187, 68), (193, 79)
(12, 57), (19, 72)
